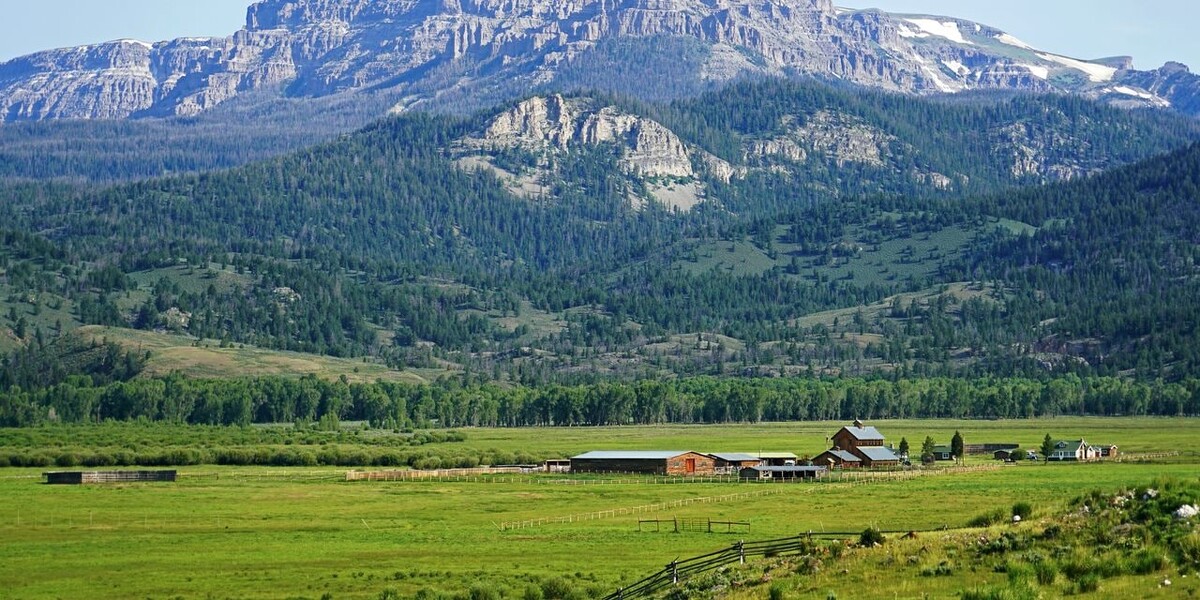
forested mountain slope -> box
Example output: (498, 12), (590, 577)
(0, 81), (1197, 383)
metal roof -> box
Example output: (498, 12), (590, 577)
(571, 451), (697, 461)
(752, 452), (799, 459)
(710, 453), (762, 462)
(858, 447), (900, 461)
(839, 426), (885, 441)
(819, 449), (861, 463)
(743, 466), (827, 473)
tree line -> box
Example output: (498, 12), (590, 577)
(1, 374), (1196, 428)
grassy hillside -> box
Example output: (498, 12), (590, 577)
(79, 326), (440, 384)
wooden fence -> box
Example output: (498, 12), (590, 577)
(603, 528), (961, 600)
(346, 467), (528, 481)
(1115, 451), (1180, 463)
(638, 517), (751, 534)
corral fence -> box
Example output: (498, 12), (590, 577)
(351, 464), (1003, 486)
(1115, 451), (1181, 463)
(604, 528), (958, 600)
(638, 517), (750, 534)
(346, 467), (530, 481)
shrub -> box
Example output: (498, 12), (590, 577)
(859, 527), (886, 547)
(540, 577), (576, 600)
(522, 585), (544, 600)
(1128, 548), (1168, 575)
(55, 452), (81, 467)
(1034, 561), (1058, 585)
(766, 582), (787, 600)
(1011, 502), (1033, 520)
(968, 508), (1008, 528)
(1074, 573), (1100, 594)
(468, 586), (499, 600)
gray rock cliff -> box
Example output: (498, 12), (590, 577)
(1, 0), (1197, 121)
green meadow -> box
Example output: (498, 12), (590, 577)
(0, 418), (1197, 599)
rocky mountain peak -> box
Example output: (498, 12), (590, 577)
(0, 0), (1198, 122)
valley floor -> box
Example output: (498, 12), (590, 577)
(0, 419), (1197, 599)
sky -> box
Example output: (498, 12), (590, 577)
(0, 0), (1196, 71)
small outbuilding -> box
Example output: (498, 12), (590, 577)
(993, 449), (1016, 461)
(543, 459), (571, 473)
(930, 445), (955, 461)
(44, 470), (177, 485)
(570, 451), (716, 475)
(813, 449), (862, 469)
(753, 452), (800, 466)
(740, 466), (827, 481)
(711, 453), (764, 474)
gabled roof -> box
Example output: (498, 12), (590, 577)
(571, 451), (697, 461)
(710, 453), (762, 463)
(1053, 440), (1086, 453)
(837, 425), (885, 441)
(753, 452), (799, 459)
(818, 449), (861, 463)
(858, 446), (900, 462)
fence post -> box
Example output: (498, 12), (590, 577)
(738, 540), (745, 565)
(670, 560), (679, 584)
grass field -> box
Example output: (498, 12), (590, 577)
(0, 418), (1197, 599)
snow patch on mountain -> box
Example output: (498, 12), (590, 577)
(943, 60), (970, 77)
(1017, 64), (1050, 80)
(996, 33), (1036, 51)
(1037, 53), (1117, 82)
(904, 19), (973, 45)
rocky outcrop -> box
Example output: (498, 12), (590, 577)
(470, 94), (706, 179)
(1, 0), (1197, 121)
(745, 111), (897, 167)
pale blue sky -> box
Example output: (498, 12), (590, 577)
(0, 0), (1195, 71)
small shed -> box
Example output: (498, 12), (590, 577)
(993, 449), (1016, 461)
(740, 466), (827, 481)
(711, 453), (764, 474)
(44, 470), (177, 485)
(930, 445), (955, 461)
(543, 459), (571, 473)
(1097, 445), (1119, 459)
(570, 451), (715, 475)
(813, 449), (862, 469)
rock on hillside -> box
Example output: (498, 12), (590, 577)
(1, 0), (1199, 122)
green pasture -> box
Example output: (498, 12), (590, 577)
(0, 418), (1197, 599)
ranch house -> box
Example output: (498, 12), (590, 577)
(1047, 440), (1094, 461)
(570, 451), (716, 475)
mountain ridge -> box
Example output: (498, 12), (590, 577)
(1, 0), (1197, 123)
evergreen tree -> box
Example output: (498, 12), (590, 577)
(1041, 434), (1055, 462)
